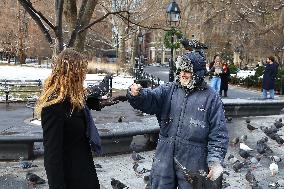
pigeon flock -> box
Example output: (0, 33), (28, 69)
(225, 117), (284, 189)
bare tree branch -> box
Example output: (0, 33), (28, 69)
(18, 0), (54, 44)
(55, 0), (64, 51)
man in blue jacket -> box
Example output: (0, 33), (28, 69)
(127, 53), (228, 188)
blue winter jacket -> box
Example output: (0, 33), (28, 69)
(127, 81), (228, 188)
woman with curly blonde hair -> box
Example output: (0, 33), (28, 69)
(35, 48), (102, 189)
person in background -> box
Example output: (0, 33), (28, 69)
(219, 62), (230, 97)
(262, 56), (279, 99)
(35, 48), (124, 189)
(209, 55), (223, 94)
(127, 53), (228, 188)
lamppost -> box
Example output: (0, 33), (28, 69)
(137, 30), (144, 79)
(166, 0), (181, 82)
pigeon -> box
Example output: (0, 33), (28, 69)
(239, 149), (253, 159)
(226, 117), (232, 122)
(95, 163), (102, 169)
(245, 170), (257, 184)
(26, 172), (46, 185)
(143, 175), (151, 189)
(249, 156), (261, 168)
(230, 137), (239, 146)
(257, 136), (268, 144)
(118, 116), (123, 123)
(275, 135), (284, 145)
(268, 182), (280, 188)
(111, 178), (128, 189)
(246, 118), (251, 124)
(131, 151), (145, 162)
(133, 162), (151, 174)
(240, 135), (248, 143)
(279, 118), (282, 122)
(227, 154), (239, 164)
(240, 142), (253, 151)
(19, 157), (38, 169)
(251, 182), (263, 189)
(274, 120), (283, 129)
(269, 162), (279, 176)
(232, 161), (245, 172)
(270, 156), (282, 163)
(247, 123), (257, 131)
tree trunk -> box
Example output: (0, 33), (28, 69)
(117, 21), (127, 67)
(74, 0), (98, 51)
(63, 0), (77, 36)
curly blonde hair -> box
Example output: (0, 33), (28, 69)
(35, 48), (88, 116)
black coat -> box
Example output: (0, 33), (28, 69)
(220, 67), (230, 91)
(262, 62), (278, 90)
(41, 100), (100, 189)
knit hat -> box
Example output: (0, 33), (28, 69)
(180, 38), (208, 49)
(175, 55), (193, 73)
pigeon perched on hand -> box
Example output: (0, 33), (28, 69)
(26, 172), (46, 186)
(111, 178), (128, 189)
(19, 157), (38, 169)
(131, 151), (145, 162)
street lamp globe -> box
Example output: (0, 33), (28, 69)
(166, 1), (181, 27)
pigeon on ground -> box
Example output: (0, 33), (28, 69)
(133, 162), (151, 174)
(257, 136), (268, 144)
(274, 120), (283, 129)
(240, 135), (248, 143)
(240, 142), (253, 151)
(269, 161), (279, 176)
(268, 182), (280, 189)
(275, 135), (284, 145)
(247, 123), (257, 131)
(227, 154), (239, 164)
(19, 157), (38, 169)
(239, 149), (253, 159)
(143, 175), (151, 189)
(26, 172), (46, 186)
(118, 116), (123, 123)
(270, 156), (282, 163)
(131, 151), (145, 162)
(245, 170), (257, 185)
(249, 156), (261, 169)
(251, 182), (263, 189)
(226, 117), (232, 122)
(232, 161), (245, 172)
(95, 163), (102, 169)
(246, 118), (250, 124)
(111, 178), (128, 189)
(230, 137), (239, 146)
